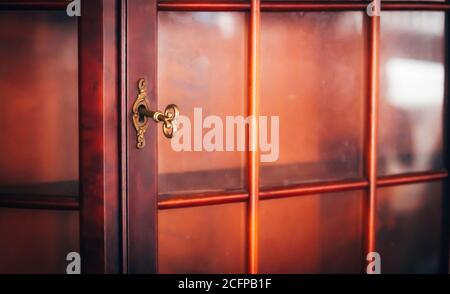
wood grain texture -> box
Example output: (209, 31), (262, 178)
(126, 0), (158, 274)
(79, 0), (121, 273)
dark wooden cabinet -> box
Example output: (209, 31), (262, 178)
(0, 0), (123, 274)
(0, 0), (449, 274)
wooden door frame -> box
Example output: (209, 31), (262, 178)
(91, 1), (450, 274)
(0, 0), (123, 273)
(123, 0), (450, 274)
(88, 0), (450, 275)
(82, 0), (159, 274)
(79, 0), (121, 274)
(123, 0), (158, 274)
(1, 0), (448, 274)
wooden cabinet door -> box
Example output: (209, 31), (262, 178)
(0, 0), (121, 274)
(125, 0), (159, 274)
(125, 1), (450, 274)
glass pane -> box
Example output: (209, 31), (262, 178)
(0, 11), (78, 197)
(260, 191), (364, 273)
(260, 12), (366, 188)
(378, 12), (445, 175)
(158, 12), (247, 197)
(376, 182), (443, 274)
(158, 203), (246, 273)
(0, 208), (79, 274)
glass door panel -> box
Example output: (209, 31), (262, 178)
(157, 11), (248, 273)
(378, 11), (445, 175)
(158, 203), (246, 273)
(260, 12), (366, 188)
(155, 4), (449, 274)
(158, 12), (248, 197)
(0, 11), (79, 197)
(0, 10), (79, 273)
(260, 191), (364, 273)
(0, 208), (79, 274)
(376, 182), (443, 273)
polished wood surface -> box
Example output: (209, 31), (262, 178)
(158, 170), (447, 209)
(248, 0), (261, 274)
(0, 181), (78, 210)
(0, 0), (122, 273)
(0, 0), (67, 9)
(157, 1), (450, 11)
(103, 0), (121, 274)
(158, 0), (249, 11)
(0, 194), (78, 210)
(0, 0), (121, 274)
(0, 0), (449, 274)
(378, 171), (448, 187)
(364, 13), (380, 265)
(68, 0), (122, 274)
(126, 0), (158, 274)
(159, 191), (248, 210)
(441, 12), (450, 274)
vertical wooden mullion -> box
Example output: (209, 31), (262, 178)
(364, 12), (380, 271)
(120, 0), (128, 274)
(80, 0), (121, 273)
(126, 0), (158, 274)
(79, 0), (106, 274)
(248, 0), (261, 274)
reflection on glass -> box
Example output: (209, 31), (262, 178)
(158, 12), (247, 197)
(376, 182), (443, 273)
(260, 191), (363, 273)
(0, 11), (78, 196)
(158, 203), (246, 273)
(0, 208), (79, 274)
(260, 12), (366, 188)
(378, 12), (445, 175)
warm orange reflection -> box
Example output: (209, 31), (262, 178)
(259, 191), (364, 273)
(158, 203), (246, 273)
(158, 12), (247, 196)
(376, 181), (443, 273)
(378, 12), (445, 175)
(0, 208), (79, 274)
(260, 12), (366, 188)
(0, 11), (78, 192)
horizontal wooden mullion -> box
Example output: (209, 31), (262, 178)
(0, 171), (445, 210)
(262, 1), (366, 11)
(2, 0), (449, 11)
(0, 0), (67, 9)
(158, 192), (248, 209)
(158, 1), (450, 11)
(158, 170), (448, 209)
(260, 179), (368, 199)
(265, 1), (450, 11)
(383, 1), (450, 10)
(158, 179), (368, 209)
(0, 194), (79, 210)
(158, 0), (249, 11)
(377, 170), (448, 187)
